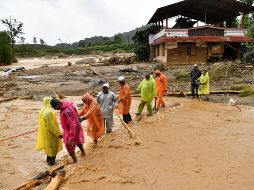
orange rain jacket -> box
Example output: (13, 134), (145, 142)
(155, 70), (168, 96)
(79, 93), (105, 141)
(118, 83), (132, 115)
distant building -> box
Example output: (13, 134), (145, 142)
(148, 0), (254, 65)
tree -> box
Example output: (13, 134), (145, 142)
(40, 39), (45, 45)
(1, 17), (23, 59)
(0, 31), (13, 65)
(114, 34), (122, 44)
(33, 37), (37, 44)
(132, 26), (156, 61)
(20, 36), (25, 44)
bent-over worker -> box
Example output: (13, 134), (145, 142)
(79, 93), (105, 144)
(50, 98), (85, 163)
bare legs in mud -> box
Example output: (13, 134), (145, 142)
(69, 144), (85, 163)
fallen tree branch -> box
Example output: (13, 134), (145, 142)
(0, 96), (18, 103)
(45, 170), (66, 190)
(12, 161), (67, 190)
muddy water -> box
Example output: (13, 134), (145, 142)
(61, 98), (254, 190)
(1, 97), (254, 189)
(0, 96), (129, 190)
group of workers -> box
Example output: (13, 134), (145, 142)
(36, 70), (168, 165)
(36, 65), (210, 166)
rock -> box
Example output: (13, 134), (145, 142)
(58, 53), (67, 58)
(75, 57), (97, 65)
(152, 63), (166, 71)
(123, 56), (135, 65)
(235, 59), (241, 64)
(119, 66), (138, 72)
(67, 62), (72, 66)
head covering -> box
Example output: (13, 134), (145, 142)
(102, 83), (109, 88)
(194, 64), (198, 67)
(118, 76), (125, 82)
(82, 93), (94, 105)
(43, 97), (53, 108)
(155, 70), (161, 74)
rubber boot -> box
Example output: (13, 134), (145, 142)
(48, 156), (56, 166)
(46, 156), (50, 163)
(70, 152), (77, 163)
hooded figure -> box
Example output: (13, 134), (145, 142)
(50, 98), (85, 163)
(36, 97), (63, 166)
(198, 70), (210, 100)
(155, 70), (168, 110)
(97, 83), (118, 133)
(79, 93), (105, 143)
(118, 76), (132, 124)
(136, 74), (157, 116)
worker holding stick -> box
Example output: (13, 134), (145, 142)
(118, 76), (132, 124)
(79, 93), (105, 144)
(50, 98), (85, 163)
(36, 97), (63, 166)
(136, 73), (157, 116)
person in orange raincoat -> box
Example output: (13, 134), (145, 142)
(118, 76), (132, 124)
(155, 70), (168, 110)
(79, 93), (105, 144)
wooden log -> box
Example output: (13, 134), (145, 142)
(0, 96), (18, 103)
(45, 170), (66, 190)
(12, 161), (67, 190)
(115, 111), (135, 139)
(19, 180), (42, 190)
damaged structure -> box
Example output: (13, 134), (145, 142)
(148, 0), (254, 65)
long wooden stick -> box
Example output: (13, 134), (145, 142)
(115, 111), (135, 139)
(0, 96), (18, 103)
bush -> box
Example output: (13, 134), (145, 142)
(239, 86), (254, 97)
(243, 51), (254, 64)
(174, 70), (190, 81)
(209, 64), (237, 81)
(230, 84), (246, 91)
(0, 31), (13, 65)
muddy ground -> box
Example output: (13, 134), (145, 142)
(1, 97), (254, 190)
(1, 55), (254, 189)
(1, 55), (254, 105)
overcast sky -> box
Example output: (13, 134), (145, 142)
(0, 0), (181, 45)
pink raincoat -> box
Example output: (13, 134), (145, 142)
(60, 101), (85, 153)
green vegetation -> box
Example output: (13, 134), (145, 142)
(239, 86), (254, 97)
(132, 26), (155, 61)
(1, 17), (24, 60)
(173, 70), (190, 81)
(14, 42), (133, 57)
(0, 31), (13, 65)
(230, 84), (246, 91)
(209, 64), (237, 81)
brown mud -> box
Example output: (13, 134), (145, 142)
(59, 97), (254, 190)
